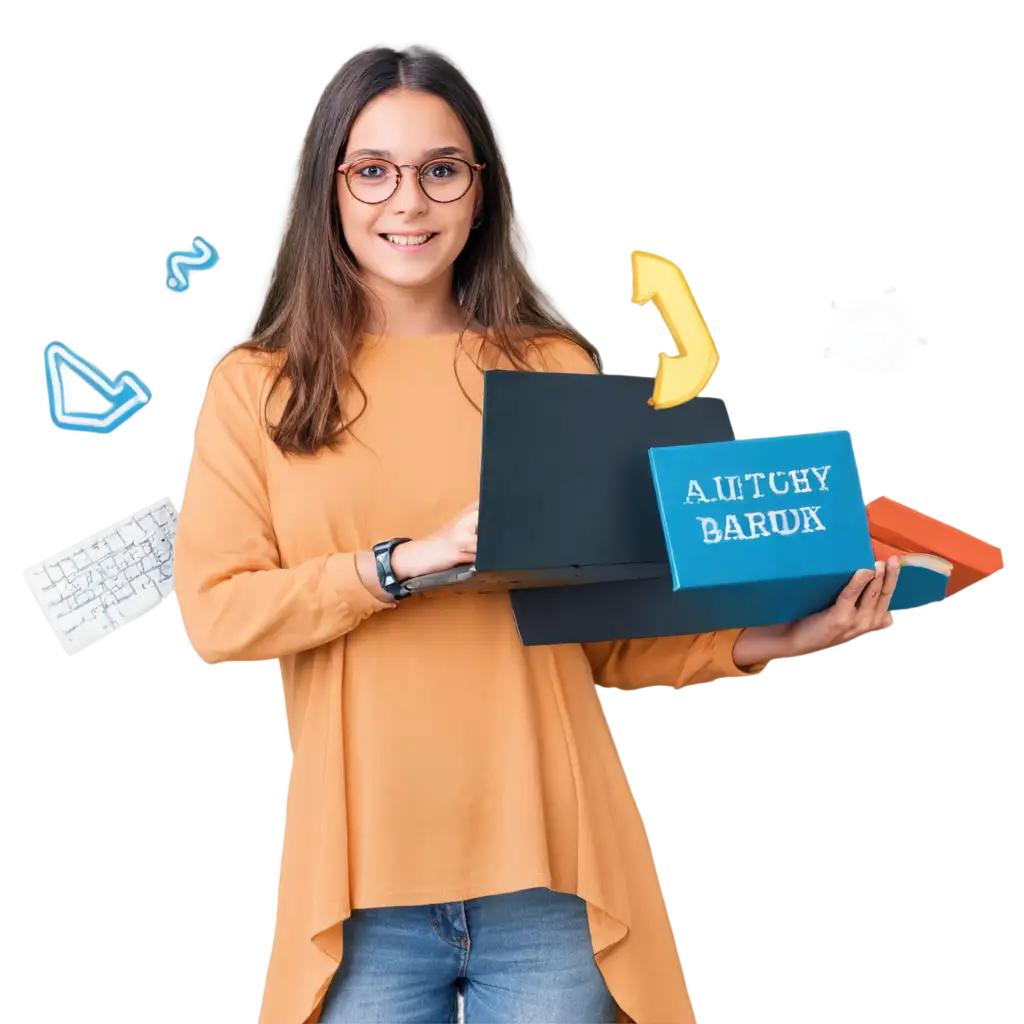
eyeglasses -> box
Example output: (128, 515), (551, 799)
(336, 156), (485, 204)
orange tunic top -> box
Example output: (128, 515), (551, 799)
(173, 331), (770, 1024)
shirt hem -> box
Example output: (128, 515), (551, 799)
(350, 869), (560, 909)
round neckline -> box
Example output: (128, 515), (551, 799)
(360, 329), (483, 341)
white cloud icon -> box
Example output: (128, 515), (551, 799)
(825, 288), (927, 375)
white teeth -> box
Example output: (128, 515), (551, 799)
(385, 233), (432, 246)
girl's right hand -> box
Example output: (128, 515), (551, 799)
(390, 501), (479, 581)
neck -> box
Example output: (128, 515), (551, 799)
(362, 270), (466, 337)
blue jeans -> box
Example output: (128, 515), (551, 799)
(320, 886), (620, 1023)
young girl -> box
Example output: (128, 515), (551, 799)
(174, 45), (900, 1024)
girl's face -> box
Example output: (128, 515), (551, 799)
(337, 89), (482, 299)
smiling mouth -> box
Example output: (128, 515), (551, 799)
(381, 232), (437, 247)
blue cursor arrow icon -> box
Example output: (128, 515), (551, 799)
(44, 337), (149, 430)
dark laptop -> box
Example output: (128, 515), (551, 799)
(401, 368), (734, 595)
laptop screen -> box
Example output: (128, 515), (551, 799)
(474, 370), (735, 574)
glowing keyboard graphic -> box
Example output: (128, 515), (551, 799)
(23, 498), (178, 655)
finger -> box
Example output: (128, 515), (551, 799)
(840, 562), (883, 639)
(855, 561), (886, 613)
(829, 568), (876, 636)
(841, 567), (876, 601)
(881, 555), (900, 589)
(864, 565), (897, 634)
(864, 562), (901, 636)
(876, 557), (901, 609)
(835, 567), (876, 614)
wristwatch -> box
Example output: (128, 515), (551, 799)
(372, 537), (412, 600)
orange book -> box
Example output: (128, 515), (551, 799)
(866, 497), (1003, 597)
(880, 491), (1024, 602)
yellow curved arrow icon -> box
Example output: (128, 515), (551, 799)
(631, 251), (720, 409)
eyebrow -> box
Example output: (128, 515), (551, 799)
(343, 145), (471, 160)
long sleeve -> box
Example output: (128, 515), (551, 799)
(584, 628), (770, 690)
(173, 352), (392, 664)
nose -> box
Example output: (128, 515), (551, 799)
(389, 166), (429, 216)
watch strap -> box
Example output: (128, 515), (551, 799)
(372, 537), (412, 600)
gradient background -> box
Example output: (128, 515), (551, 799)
(2, 2), (1020, 1021)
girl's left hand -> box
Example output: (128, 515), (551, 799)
(733, 556), (901, 666)
(782, 555), (901, 657)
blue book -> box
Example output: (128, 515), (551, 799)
(883, 552), (952, 610)
(648, 431), (878, 632)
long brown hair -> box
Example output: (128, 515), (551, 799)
(238, 45), (602, 455)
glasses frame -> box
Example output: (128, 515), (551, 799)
(336, 156), (486, 205)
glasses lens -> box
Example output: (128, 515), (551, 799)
(346, 159), (399, 202)
(419, 159), (473, 202)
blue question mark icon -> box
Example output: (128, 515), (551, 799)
(166, 236), (219, 292)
